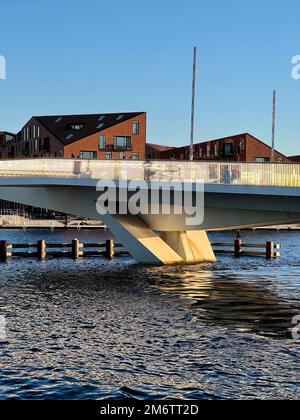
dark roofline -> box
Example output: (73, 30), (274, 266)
(147, 143), (176, 151)
(32, 112), (145, 146)
(31, 116), (62, 145)
(34, 112), (146, 119)
(0, 131), (16, 136)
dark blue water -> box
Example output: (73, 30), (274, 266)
(0, 229), (299, 400)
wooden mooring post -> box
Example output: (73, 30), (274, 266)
(0, 240), (12, 261)
(105, 240), (114, 259)
(212, 239), (281, 259)
(37, 240), (46, 260)
(0, 238), (281, 262)
(234, 239), (242, 258)
(71, 239), (83, 259)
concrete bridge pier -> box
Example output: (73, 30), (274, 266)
(101, 214), (216, 266)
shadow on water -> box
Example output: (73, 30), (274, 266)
(143, 266), (300, 340)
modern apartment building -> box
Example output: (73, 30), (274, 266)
(0, 131), (17, 159)
(0, 112), (146, 160)
(150, 133), (290, 163)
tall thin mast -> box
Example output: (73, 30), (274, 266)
(190, 47), (197, 161)
(271, 90), (276, 163)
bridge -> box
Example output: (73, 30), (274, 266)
(0, 159), (300, 266)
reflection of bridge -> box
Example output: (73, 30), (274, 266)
(1, 159), (300, 266)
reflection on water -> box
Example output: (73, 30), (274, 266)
(148, 269), (299, 339)
(0, 229), (300, 400)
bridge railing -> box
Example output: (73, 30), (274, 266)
(0, 159), (300, 187)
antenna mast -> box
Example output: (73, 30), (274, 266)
(271, 90), (276, 163)
(190, 47), (197, 161)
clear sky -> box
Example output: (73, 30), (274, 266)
(0, 0), (299, 155)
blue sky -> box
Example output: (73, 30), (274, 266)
(0, 0), (299, 155)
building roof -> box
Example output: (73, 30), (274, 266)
(147, 143), (176, 152)
(288, 155), (300, 162)
(0, 131), (16, 136)
(34, 112), (144, 145)
(183, 133), (288, 158)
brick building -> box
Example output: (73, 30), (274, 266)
(0, 131), (17, 159)
(146, 143), (175, 160)
(1, 112), (146, 160)
(289, 155), (300, 162)
(150, 133), (290, 163)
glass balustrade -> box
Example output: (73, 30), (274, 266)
(0, 159), (300, 187)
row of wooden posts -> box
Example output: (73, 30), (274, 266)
(0, 238), (280, 261)
(212, 239), (281, 260)
(0, 239), (128, 261)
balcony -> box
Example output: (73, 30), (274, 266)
(113, 137), (131, 152)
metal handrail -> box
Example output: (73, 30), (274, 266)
(0, 209), (32, 219)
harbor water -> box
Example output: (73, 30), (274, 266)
(0, 229), (299, 400)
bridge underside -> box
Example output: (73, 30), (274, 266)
(1, 185), (300, 265)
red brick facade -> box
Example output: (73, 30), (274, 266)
(64, 114), (146, 160)
(1, 113), (146, 160)
(155, 133), (290, 163)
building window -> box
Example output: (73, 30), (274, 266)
(43, 137), (50, 152)
(277, 157), (284, 162)
(79, 151), (97, 159)
(69, 124), (84, 131)
(116, 114), (124, 121)
(199, 148), (203, 158)
(131, 153), (139, 160)
(238, 140), (244, 154)
(105, 152), (112, 160)
(114, 136), (131, 151)
(224, 143), (234, 156)
(65, 134), (74, 141)
(99, 136), (106, 150)
(119, 152), (126, 160)
(207, 144), (211, 158)
(253, 157), (270, 163)
(133, 121), (140, 135)
(214, 143), (218, 157)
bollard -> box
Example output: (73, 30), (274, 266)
(0, 241), (12, 261)
(71, 239), (82, 259)
(105, 240), (114, 259)
(266, 241), (274, 260)
(234, 239), (242, 258)
(37, 240), (46, 260)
